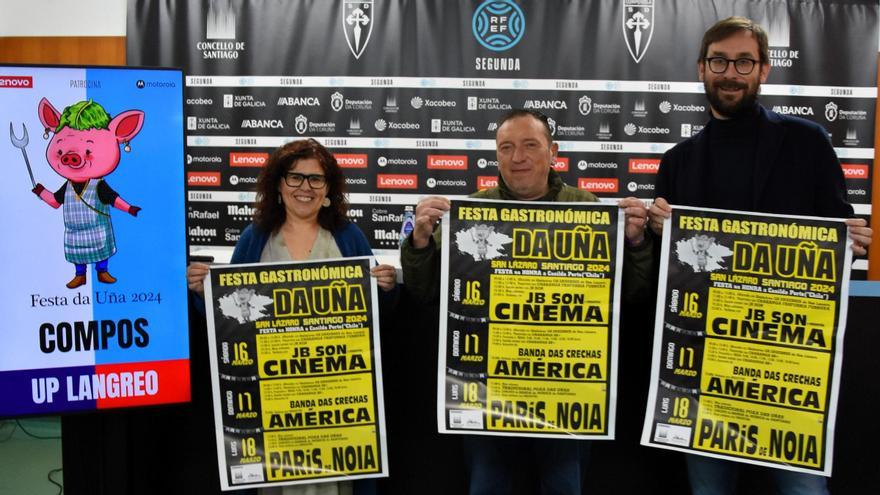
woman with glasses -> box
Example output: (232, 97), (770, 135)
(188, 137), (396, 293)
(187, 138), (395, 495)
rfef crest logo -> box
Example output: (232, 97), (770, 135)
(343, 0), (374, 59)
(623, 0), (654, 63)
(472, 0), (526, 52)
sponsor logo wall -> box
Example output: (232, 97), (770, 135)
(128, 1), (877, 259)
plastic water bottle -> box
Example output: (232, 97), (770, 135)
(399, 205), (415, 246)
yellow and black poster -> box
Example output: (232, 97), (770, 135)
(204, 257), (388, 490)
(438, 198), (623, 439)
(641, 206), (852, 476)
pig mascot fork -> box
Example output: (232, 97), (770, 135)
(31, 97), (144, 289)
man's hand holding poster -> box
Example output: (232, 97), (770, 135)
(642, 206), (852, 476)
(438, 198), (623, 438)
(204, 257), (388, 490)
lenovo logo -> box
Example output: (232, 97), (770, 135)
(334, 153), (368, 169)
(0, 76), (32, 88)
(187, 172), (222, 186)
(377, 174), (417, 189)
(628, 158), (660, 174)
(427, 155), (468, 170)
(551, 157), (569, 172)
(229, 152), (268, 168)
(477, 176), (498, 190)
(579, 178), (619, 192)
(841, 163), (869, 179)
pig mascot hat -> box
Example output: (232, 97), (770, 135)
(32, 98), (144, 289)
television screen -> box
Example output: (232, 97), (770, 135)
(0, 65), (189, 417)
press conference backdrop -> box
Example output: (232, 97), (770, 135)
(126, 0), (878, 270)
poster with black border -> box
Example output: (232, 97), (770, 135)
(641, 205), (852, 476)
(205, 257), (388, 490)
(438, 198), (623, 439)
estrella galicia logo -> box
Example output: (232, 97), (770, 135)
(472, 0), (526, 52)
(343, 0), (374, 59)
(578, 96), (592, 116)
(825, 102), (838, 122)
(331, 92), (344, 112)
(295, 115), (308, 134)
(623, 0), (654, 63)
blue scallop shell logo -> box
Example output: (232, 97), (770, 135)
(472, 0), (525, 52)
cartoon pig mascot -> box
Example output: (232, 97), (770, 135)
(31, 98), (144, 289)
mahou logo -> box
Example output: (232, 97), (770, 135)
(551, 157), (569, 172)
(628, 158), (660, 174)
(188, 172), (222, 186)
(334, 153), (368, 168)
(579, 177), (619, 192)
(230, 152), (268, 168)
(0, 76), (33, 88)
(841, 163), (869, 179)
(478, 176), (498, 190)
(377, 174), (417, 189)
(427, 155), (468, 170)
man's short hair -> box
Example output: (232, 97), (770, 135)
(496, 109), (553, 145)
(698, 16), (769, 65)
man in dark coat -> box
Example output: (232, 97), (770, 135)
(648, 16), (873, 495)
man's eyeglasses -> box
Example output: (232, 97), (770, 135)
(704, 57), (759, 75)
(284, 172), (327, 189)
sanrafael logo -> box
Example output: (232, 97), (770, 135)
(579, 178), (619, 193)
(377, 174), (418, 189)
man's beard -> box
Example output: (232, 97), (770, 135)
(704, 78), (759, 118)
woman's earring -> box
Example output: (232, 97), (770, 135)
(322, 198), (331, 207)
